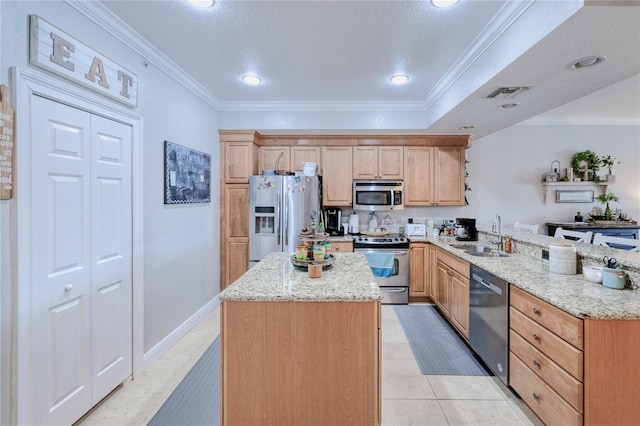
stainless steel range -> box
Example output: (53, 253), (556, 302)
(353, 233), (410, 304)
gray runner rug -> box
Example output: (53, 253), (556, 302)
(148, 336), (220, 426)
(393, 304), (489, 376)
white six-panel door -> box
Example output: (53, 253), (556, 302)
(30, 95), (132, 425)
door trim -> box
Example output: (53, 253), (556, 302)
(12, 67), (144, 425)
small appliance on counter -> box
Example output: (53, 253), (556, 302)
(324, 208), (343, 236)
(348, 212), (360, 234)
(455, 218), (478, 241)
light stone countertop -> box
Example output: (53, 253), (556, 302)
(326, 235), (354, 242)
(219, 252), (382, 302)
(410, 233), (640, 320)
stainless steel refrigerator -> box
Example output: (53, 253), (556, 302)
(249, 175), (321, 267)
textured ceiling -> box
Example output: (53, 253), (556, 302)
(97, 0), (640, 136)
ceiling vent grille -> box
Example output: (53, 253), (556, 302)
(486, 86), (531, 99)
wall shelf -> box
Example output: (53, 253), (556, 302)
(541, 181), (611, 204)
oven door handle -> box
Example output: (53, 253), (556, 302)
(354, 249), (408, 256)
(382, 288), (407, 293)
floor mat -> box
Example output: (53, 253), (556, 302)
(148, 336), (220, 426)
(393, 304), (490, 376)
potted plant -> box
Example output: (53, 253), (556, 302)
(571, 150), (601, 181)
(600, 155), (620, 181)
(595, 191), (620, 220)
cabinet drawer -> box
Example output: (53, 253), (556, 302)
(510, 352), (582, 426)
(331, 241), (353, 253)
(510, 307), (583, 381)
(510, 329), (583, 412)
(511, 286), (583, 349)
(436, 249), (469, 278)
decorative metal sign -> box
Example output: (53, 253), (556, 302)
(29, 15), (138, 107)
(0, 85), (14, 200)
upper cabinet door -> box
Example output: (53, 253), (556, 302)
(225, 142), (258, 183)
(353, 146), (378, 179)
(435, 146), (465, 206)
(404, 146), (434, 206)
(322, 146), (353, 206)
(259, 146), (290, 172)
(290, 146), (321, 173)
(378, 146), (403, 179)
(353, 146), (403, 179)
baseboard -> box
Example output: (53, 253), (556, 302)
(142, 296), (221, 371)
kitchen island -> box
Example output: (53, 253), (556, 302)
(218, 252), (382, 426)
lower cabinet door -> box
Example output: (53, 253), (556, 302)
(510, 352), (582, 426)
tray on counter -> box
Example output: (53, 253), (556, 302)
(290, 254), (335, 270)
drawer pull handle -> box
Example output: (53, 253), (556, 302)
(533, 334), (541, 342)
(532, 392), (540, 400)
(532, 307), (541, 315)
(532, 360), (541, 368)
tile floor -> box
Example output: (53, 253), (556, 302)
(79, 304), (542, 426)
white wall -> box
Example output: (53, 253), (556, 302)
(1, 2), (220, 421)
(220, 113), (640, 235)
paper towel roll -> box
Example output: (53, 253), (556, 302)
(549, 242), (576, 274)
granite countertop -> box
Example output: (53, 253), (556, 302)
(410, 233), (640, 320)
(219, 252), (382, 302)
(326, 235), (354, 242)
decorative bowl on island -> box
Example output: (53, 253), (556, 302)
(582, 266), (603, 283)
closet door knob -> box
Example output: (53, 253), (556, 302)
(64, 284), (73, 292)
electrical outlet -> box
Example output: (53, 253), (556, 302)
(542, 249), (549, 260)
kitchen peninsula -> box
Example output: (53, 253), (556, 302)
(218, 252), (382, 425)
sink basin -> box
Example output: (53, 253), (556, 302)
(467, 251), (509, 258)
(449, 244), (490, 253)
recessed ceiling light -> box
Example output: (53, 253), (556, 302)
(432, 0), (460, 8)
(186, 0), (214, 8)
(460, 125), (476, 130)
(242, 75), (262, 85)
(498, 103), (519, 109)
(390, 74), (409, 85)
(571, 56), (606, 69)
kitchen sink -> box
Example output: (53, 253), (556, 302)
(467, 251), (509, 257)
(449, 243), (508, 257)
(450, 244), (492, 253)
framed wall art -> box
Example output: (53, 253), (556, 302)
(164, 140), (211, 204)
(555, 189), (594, 203)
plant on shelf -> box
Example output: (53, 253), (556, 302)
(600, 155), (620, 181)
(596, 191), (620, 220)
(571, 150), (601, 181)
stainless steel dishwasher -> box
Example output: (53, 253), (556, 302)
(469, 265), (509, 385)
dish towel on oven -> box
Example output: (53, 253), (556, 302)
(365, 252), (394, 277)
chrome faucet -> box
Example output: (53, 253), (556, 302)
(492, 214), (503, 251)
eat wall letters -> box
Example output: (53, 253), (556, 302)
(29, 15), (138, 107)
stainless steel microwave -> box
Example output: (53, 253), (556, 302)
(353, 180), (404, 211)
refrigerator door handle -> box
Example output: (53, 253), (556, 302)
(284, 191), (289, 249)
(276, 191), (281, 245)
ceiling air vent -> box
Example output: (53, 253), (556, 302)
(486, 86), (531, 99)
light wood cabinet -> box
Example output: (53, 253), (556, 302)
(330, 241), (353, 253)
(221, 300), (380, 425)
(322, 146), (353, 206)
(259, 146), (290, 172)
(409, 243), (429, 298)
(223, 141), (258, 183)
(222, 185), (250, 289)
(291, 146), (321, 172)
(428, 244), (438, 302)
(434, 247), (469, 339)
(404, 146), (465, 206)
(510, 285), (584, 425)
(219, 131), (259, 290)
(353, 146), (403, 179)
(259, 146), (322, 174)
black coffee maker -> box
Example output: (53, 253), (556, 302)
(455, 218), (477, 241)
(324, 208), (343, 236)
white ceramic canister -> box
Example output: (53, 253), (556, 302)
(549, 241), (577, 275)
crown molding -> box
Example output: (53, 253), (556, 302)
(218, 101), (427, 112)
(518, 116), (640, 126)
(422, 0), (535, 110)
(64, 0), (223, 110)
